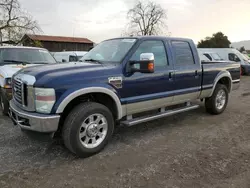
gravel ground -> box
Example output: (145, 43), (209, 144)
(1, 77), (250, 188)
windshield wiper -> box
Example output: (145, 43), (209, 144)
(3, 60), (31, 65)
(83, 59), (103, 64)
(31, 61), (51, 64)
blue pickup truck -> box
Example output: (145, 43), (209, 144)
(9, 36), (240, 157)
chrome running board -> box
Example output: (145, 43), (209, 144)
(121, 104), (200, 127)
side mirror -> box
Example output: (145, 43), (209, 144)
(129, 53), (155, 73)
(62, 59), (67, 63)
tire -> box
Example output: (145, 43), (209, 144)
(62, 102), (114, 157)
(241, 67), (245, 75)
(0, 92), (9, 116)
(205, 84), (229, 115)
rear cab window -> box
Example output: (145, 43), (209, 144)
(171, 41), (195, 66)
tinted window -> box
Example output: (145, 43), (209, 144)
(69, 55), (78, 62)
(172, 41), (195, 65)
(130, 40), (168, 67)
(228, 53), (240, 62)
(211, 53), (223, 60)
(204, 53), (212, 61)
(0, 48), (56, 64)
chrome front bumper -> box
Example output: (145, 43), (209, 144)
(9, 100), (60, 133)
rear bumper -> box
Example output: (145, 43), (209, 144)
(9, 100), (60, 133)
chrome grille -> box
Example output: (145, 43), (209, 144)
(12, 73), (36, 111)
(13, 78), (23, 105)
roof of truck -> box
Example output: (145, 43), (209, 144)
(105, 36), (193, 42)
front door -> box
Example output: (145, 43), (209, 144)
(120, 39), (175, 115)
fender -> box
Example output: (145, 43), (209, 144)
(56, 87), (124, 119)
(208, 71), (232, 97)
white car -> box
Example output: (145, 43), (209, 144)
(0, 46), (57, 115)
(53, 51), (88, 63)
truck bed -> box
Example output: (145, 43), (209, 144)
(200, 60), (240, 98)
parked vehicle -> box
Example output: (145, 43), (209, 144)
(53, 51), (88, 63)
(0, 46), (57, 115)
(198, 50), (224, 61)
(199, 53), (212, 62)
(9, 36), (240, 157)
(198, 48), (250, 75)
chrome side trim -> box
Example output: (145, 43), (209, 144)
(208, 71), (232, 97)
(121, 104), (200, 126)
(56, 87), (123, 119)
(173, 92), (199, 103)
(232, 79), (240, 83)
(125, 92), (199, 116)
(126, 95), (173, 115)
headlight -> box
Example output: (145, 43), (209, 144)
(4, 78), (12, 88)
(35, 88), (56, 114)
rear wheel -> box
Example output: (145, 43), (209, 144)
(62, 102), (114, 157)
(205, 84), (229, 115)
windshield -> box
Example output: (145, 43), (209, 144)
(0, 48), (57, 64)
(82, 38), (137, 63)
(243, 54), (250, 60)
(237, 52), (248, 61)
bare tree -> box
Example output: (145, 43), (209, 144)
(126, 1), (168, 36)
(0, 0), (41, 45)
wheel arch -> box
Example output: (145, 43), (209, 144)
(209, 71), (232, 97)
(56, 87), (123, 120)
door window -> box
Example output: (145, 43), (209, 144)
(69, 55), (78, 62)
(228, 53), (241, 62)
(130, 40), (168, 67)
(171, 41), (195, 66)
(203, 53), (212, 61)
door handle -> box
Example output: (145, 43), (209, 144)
(195, 70), (199, 79)
(169, 71), (174, 81)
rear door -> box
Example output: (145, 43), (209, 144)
(169, 40), (202, 102)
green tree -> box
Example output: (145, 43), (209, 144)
(197, 32), (231, 48)
(239, 46), (246, 53)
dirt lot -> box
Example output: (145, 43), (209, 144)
(1, 77), (250, 188)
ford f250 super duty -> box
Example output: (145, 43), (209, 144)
(9, 36), (240, 157)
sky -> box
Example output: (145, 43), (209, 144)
(19, 0), (250, 44)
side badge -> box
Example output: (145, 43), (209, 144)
(108, 77), (123, 89)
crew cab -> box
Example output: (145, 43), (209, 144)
(0, 46), (57, 115)
(9, 36), (240, 157)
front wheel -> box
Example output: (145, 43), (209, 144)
(205, 84), (229, 115)
(62, 102), (114, 157)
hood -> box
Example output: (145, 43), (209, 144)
(17, 62), (119, 88)
(1, 64), (43, 78)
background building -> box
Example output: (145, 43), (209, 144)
(21, 34), (94, 52)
